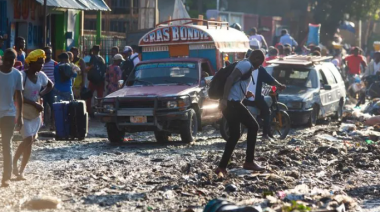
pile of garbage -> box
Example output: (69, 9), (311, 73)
(204, 184), (360, 212)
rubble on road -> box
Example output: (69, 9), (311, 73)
(0, 114), (380, 211)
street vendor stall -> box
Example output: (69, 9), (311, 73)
(138, 18), (250, 71)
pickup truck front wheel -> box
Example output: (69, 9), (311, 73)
(180, 109), (198, 143)
(106, 123), (125, 143)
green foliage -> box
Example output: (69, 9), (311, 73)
(282, 201), (311, 212)
(184, 0), (216, 18)
(310, 0), (380, 45)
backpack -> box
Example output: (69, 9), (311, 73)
(208, 62), (238, 100)
(58, 63), (74, 82)
(122, 55), (138, 80)
(87, 55), (106, 84)
(208, 61), (254, 100)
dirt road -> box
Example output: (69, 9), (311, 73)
(0, 120), (380, 211)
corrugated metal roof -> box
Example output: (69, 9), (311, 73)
(35, 0), (110, 11)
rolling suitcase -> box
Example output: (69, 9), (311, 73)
(53, 101), (70, 140)
(68, 100), (88, 140)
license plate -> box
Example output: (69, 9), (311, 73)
(130, 116), (147, 123)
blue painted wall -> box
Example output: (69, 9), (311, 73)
(189, 49), (217, 70)
(142, 51), (170, 61)
(142, 49), (217, 71)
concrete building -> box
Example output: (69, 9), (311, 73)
(0, 0), (110, 57)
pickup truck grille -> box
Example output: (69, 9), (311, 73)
(119, 100), (155, 108)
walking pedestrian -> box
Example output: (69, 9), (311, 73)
(0, 49), (23, 187)
(54, 53), (77, 101)
(71, 47), (86, 99)
(86, 45), (106, 117)
(344, 47), (367, 80)
(279, 29), (298, 47)
(13, 49), (53, 180)
(248, 27), (268, 50)
(14, 37), (26, 71)
(121, 46), (139, 81)
(41, 46), (57, 130)
(216, 50), (267, 178)
(106, 54), (123, 95)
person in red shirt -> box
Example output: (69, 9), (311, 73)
(344, 47), (367, 76)
(263, 47), (279, 67)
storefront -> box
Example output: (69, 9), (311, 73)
(1, 0), (110, 58)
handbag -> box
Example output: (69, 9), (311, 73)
(23, 103), (40, 120)
(22, 74), (41, 120)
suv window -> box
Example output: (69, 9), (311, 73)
(325, 63), (344, 83)
(268, 66), (317, 88)
(322, 68), (337, 85)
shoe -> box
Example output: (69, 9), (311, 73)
(262, 135), (274, 141)
(1, 179), (10, 187)
(267, 133), (276, 140)
(243, 162), (266, 171)
(215, 167), (228, 178)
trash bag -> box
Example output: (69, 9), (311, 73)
(307, 24), (321, 46)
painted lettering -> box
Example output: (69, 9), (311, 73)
(171, 27), (180, 41)
(156, 29), (163, 42)
(163, 28), (170, 41)
(193, 29), (200, 40)
(180, 26), (188, 41)
(187, 27), (194, 40)
(149, 32), (156, 43)
(143, 35), (149, 43)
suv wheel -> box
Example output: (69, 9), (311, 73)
(106, 123), (125, 143)
(307, 105), (319, 128)
(154, 131), (171, 143)
(180, 109), (198, 143)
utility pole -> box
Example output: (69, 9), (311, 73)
(43, 0), (47, 46)
(216, 0), (220, 11)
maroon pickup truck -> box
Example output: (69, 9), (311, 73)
(96, 58), (222, 143)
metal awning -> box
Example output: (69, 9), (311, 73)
(35, 0), (110, 11)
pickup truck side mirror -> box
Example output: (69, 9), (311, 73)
(323, 84), (332, 90)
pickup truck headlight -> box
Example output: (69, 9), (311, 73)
(103, 104), (115, 113)
(167, 101), (178, 108)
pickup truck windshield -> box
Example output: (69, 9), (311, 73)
(268, 66), (314, 88)
(129, 62), (199, 86)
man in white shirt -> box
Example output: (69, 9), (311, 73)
(248, 27), (267, 50)
(0, 49), (23, 187)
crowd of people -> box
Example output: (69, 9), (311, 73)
(0, 36), (142, 187)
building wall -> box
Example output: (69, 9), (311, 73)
(6, 0), (44, 52)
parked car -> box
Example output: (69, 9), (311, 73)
(96, 58), (222, 143)
(266, 57), (346, 127)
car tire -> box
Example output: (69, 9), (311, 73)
(106, 123), (125, 143)
(154, 131), (170, 143)
(220, 116), (244, 142)
(307, 105), (319, 128)
(180, 109), (198, 143)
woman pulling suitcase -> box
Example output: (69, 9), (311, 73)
(13, 49), (54, 180)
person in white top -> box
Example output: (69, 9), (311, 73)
(0, 49), (23, 187)
(13, 49), (54, 180)
(248, 27), (268, 50)
(365, 51), (380, 76)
